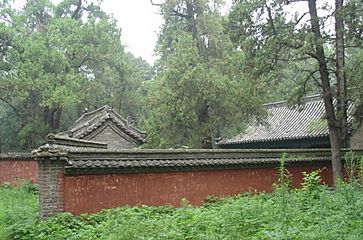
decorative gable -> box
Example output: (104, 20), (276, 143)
(58, 105), (146, 149)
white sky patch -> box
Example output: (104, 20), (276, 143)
(286, 0), (335, 34)
(10, 0), (335, 64)
(11, 0), (163, 64)
(101, 0), (163, 64)
(9, 0), (249, 64)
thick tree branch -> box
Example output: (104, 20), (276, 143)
(302, 69), (322, 88)
(0, 97), (20, 118)
(265, 4), (277, 36)
(71, 0), (82, 19)
(171, 9), (190, 19)
(295, 12), (309, 26)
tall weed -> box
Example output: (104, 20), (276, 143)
(0, 183), (38, 239)
(344, 151), (361, 183)
(1, 157), (363, 239)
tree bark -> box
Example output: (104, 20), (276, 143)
(335, 0), (348, 147)
(44, 107), (62, 131)
(197, 103), (212, 149)
(308, 0), (343, 184)
(186, 0), (198, 40)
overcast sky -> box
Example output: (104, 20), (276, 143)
(101, 1), (163, 64)
(13, 0), (333, 65)
(13, 0), (230, 64)
(13, 0), (164, 64)
(101, 0), (234, 64)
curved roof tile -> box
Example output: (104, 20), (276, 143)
(221, 95), (330, 145)
(60, 105), (146, 143)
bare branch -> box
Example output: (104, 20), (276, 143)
(0, 97), (20, 118)
(150, 0), (162, 7)
(295, 12), (309, 26)
(301, 69), (322, 88)
(345, 44), (363, 48)
(265, 4), (276, 36)
(171, 10), (190, 19)
(285, 0), (308, 3)
(275, 56), (311, 62)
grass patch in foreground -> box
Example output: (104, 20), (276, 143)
(0, 182), (39, 239)
(1, 179), (363, 239)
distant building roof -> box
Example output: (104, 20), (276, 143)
(56, 105), (146, 149)
(220, 95), (331, 146)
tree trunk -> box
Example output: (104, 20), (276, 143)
(197, 103), (212, 149)
(44, 107), (62, 132)
(186, 0), (198, 41)
(335, 0), (348, 147)
(308, 0), (343, 184)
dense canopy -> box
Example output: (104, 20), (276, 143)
(0, 0), (362, 182)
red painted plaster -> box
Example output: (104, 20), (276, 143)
(64, 162), (332, 215)
(0, 160), (38, 185)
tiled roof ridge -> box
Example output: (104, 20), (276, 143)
(68, 105), (109, 130)
(263, 94), (322, 108)
(0, 152), (33, 160)
(65, 105), (146, 142)
(226, 134), (327, 145)
(109, 116), (146, 142)
(74, 114), (146, 142)
(71, 110), (113, 136)
(110, 109), (147, 135)
(219, 94), (331, 145)
(74, 114), (110, 137)
(65, 156), (332, 171)
(48, 134), (108, 149)
(64, 148), (340, 154)
(61, 148), (354, 172)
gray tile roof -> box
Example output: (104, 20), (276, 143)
(0, 152), (33, 160)
(60, 148), (334, 173)
(66, 156), (330, 171)
(33, 144), (362, 173)
(221, 95), (330, 145)
(60, 105), (146, 143)
(47, 134), (108, 149)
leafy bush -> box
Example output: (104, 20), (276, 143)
(0, 183), (38, 239)
(301, 169), (323, 196)
(1, 166), (363, 239)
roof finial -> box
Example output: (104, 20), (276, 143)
(47, 133), (56, 144)
(105, 105), (112, 113)
(127, 116), (135, 126)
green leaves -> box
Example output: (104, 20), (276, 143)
(0, 0), (147, 149)
(2, 181), (363, 239)
(142, 1), (264, 148)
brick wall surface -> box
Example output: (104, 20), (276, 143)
(64, 162), (332, 215)
(38, 158), (66, 219)
(0, 160), (38, 185)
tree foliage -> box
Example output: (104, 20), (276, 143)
(0, 0), (148, 150)
(0, 0), (362, 153)
(142, 0), (265, 148)
(227, 0), (363, 182)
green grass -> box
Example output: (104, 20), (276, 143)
(0, 182), (39, 239)
(1, 179), (363, 239)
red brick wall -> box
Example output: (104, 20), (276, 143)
(64, 162), (332, 215)
(38, 159), (66, 219)
(0, 160), (38, 185)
